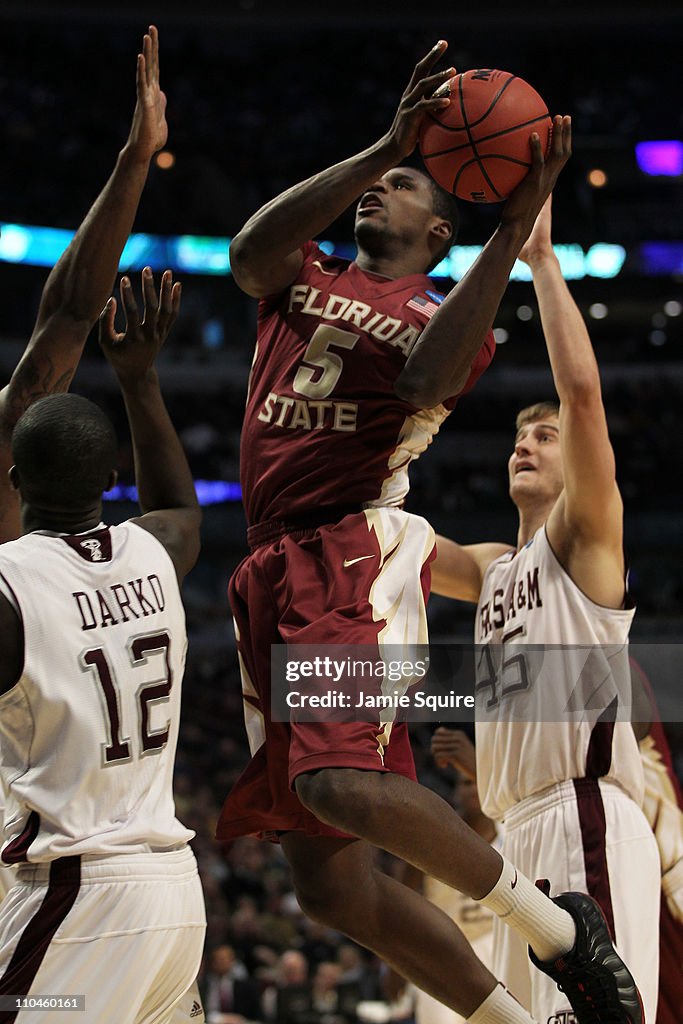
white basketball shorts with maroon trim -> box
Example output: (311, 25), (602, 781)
(490, 778), (660, 1024)
(0, 846), (206, 1024)
(218, 508), (435, 842)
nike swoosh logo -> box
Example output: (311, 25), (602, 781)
(511, 870), (518, 890)
(343, 555), (374, 567)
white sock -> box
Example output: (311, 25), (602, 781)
(468, 984), (537, 1024)
(477, 857), (576, 962)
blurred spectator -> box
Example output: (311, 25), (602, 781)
(311, 961), (345, 1022)
(204, 944), (262, 1024)
(262, 949), (310, 1022)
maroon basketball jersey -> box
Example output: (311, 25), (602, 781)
(240, 242), (495, 525)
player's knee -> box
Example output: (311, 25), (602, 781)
(292, 875), (342, 927)
(294, 767), (372, 828)
(291, 869), (371, 939)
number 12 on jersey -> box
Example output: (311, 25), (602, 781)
(81, 632), (173, 766)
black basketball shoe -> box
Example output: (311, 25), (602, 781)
(528, 892), (644, 1023)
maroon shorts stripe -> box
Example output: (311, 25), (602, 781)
(573, 777), (615, 940)
(657, 895), (683, 1024)
(2, 812), (40, 866)
(0, 857), (81, 1024)
(585, 697), (617, 779)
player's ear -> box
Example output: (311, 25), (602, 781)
(105, 469), (118, 494)
(8, 466), (19, 492)
(431, 217), (453, 245)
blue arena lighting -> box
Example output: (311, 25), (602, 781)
(584, 244), (627, 279)
(639, 242), (683, 275)
(432, 243), (626, 282)
(104, 480), (243, 505)
(0, 223), (232, 276)
(0, 224), (646, 281)
(635, 141), (683, 176)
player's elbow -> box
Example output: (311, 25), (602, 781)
(228, 230), (251, 272)
(560, 374), (602, 408)
(37, 289), (89, 332)
(229, 231), (267, 297)
(394, 370), (445, 409)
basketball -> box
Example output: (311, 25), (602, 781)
(419, 69), (552, 203)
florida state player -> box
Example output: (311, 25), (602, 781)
(218, 37), (641, 1024)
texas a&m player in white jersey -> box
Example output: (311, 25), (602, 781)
(0, 23), (175, 909)
(0, 271), (206, 1023)
(432, 198), (659, 1023)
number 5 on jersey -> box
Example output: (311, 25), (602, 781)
(293, 325), (360, 399)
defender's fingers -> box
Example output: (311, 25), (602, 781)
(149, 25), (159, 83)
(157, 269), (175, 319)
(170, 281), (182, 318)
(136, 53), (145, 97)
(98, 297), (117, 338)
(141, 32), (153, 89)
(98, 297), (125, 345)
(141, 266), (159, 321)
(119, 276), (140, 325)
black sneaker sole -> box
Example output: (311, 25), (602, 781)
(530, 892), (645, 1024)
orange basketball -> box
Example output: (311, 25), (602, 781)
(419, 69), (552, 203)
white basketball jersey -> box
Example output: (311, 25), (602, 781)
(474, 526), (643, 821)
(0, 521), (193, 862)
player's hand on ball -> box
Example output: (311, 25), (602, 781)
(382, 40), (457, 161)
(99, 267), (181, 382)
(431, 727), (477, 780)
(502, 115), (572, 234)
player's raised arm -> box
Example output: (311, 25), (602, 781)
(0, 25), (168, 543)
(99, 268), (201, 581)
(431, 534), (513, 602)
(228, 41), (456, 298)
(395, 117), (572, 408)
(521, 198), (625, 600)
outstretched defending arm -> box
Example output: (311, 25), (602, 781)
(0, 25), (168, 543)
(99, 269), (201, 582)
(523, 198), (625, 606)
(229, 41), (456, 298)
(395, 118), (572, 407)
(430, 535), (513, 603)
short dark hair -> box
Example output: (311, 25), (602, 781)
(425, 176), (459, 273)
(12, 393), (118, 508)
(395, 161), (458, 272)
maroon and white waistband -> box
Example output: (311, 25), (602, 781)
(246, 504), (365, 551)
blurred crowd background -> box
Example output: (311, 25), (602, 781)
(1, 2), (681, 1019)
